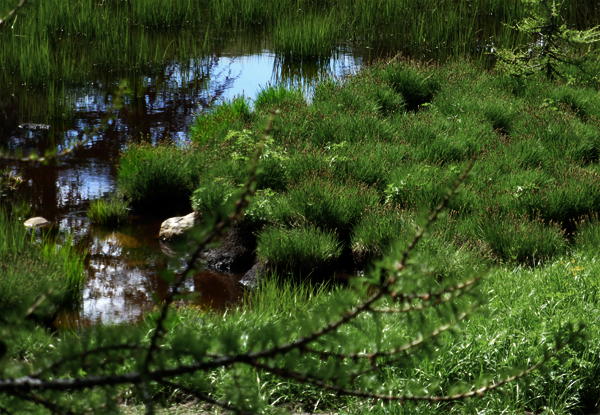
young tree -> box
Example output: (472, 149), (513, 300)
(494, 0), (600, 80)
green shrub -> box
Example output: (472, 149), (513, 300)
(87, 196), (129, 226)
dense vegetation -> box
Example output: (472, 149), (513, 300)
(2, 0), (600, 413)
(120, 56), (600, 275)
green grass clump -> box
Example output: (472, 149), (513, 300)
(190, 180), (239, 219)
(256, 225), (342, 276)
(117, 142), (205, 213)
(189, 97), (251, 144)
(478, 212), (567, 264)
(287, 175), (379, 234)
(254, 84), (305, 111)
(0, 209), (85, 312)
(573, 213), (600, 253)
(351, 207), (415, 261)
(87, 196), (129, 225)
(272, 12), (340, 60)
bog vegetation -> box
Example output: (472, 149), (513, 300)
(2, 0), (600, 414)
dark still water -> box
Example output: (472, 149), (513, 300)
(0, 48), (362, 325)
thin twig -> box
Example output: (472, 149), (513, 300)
(370, 276), (481, 314)
(16, 391), (77, 415)
(304, 308), (472, 362)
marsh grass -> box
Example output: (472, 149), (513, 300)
(3, 0), (598, 124)
(272, 12), (340, 60)
(188, 97), (251, 144)
(0, 209), (85, 311)
(87, 196), (129, 226)
(256, 225), (342, 276)
(117, 142), (205, 213)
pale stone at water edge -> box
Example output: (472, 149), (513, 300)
(159, 212), (197, 240)
(24, 217), (51, 228)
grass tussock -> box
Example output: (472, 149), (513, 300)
(87, 196), (129, 226)
(256, 225), (342, 277)
(117, 142), (205, 213)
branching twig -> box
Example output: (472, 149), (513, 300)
(15, 391), (76, 415)
(370, 275), (481, 314)
(303, 308), (472, 362)
(32, 344), (146, 379)
(250, 326), (582, 403)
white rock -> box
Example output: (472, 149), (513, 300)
(159, 212), (197, 240)
(24, 217), (51, 228)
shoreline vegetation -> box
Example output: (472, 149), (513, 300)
(2, 0), (600, 413)
(2, 0), (599, 121)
